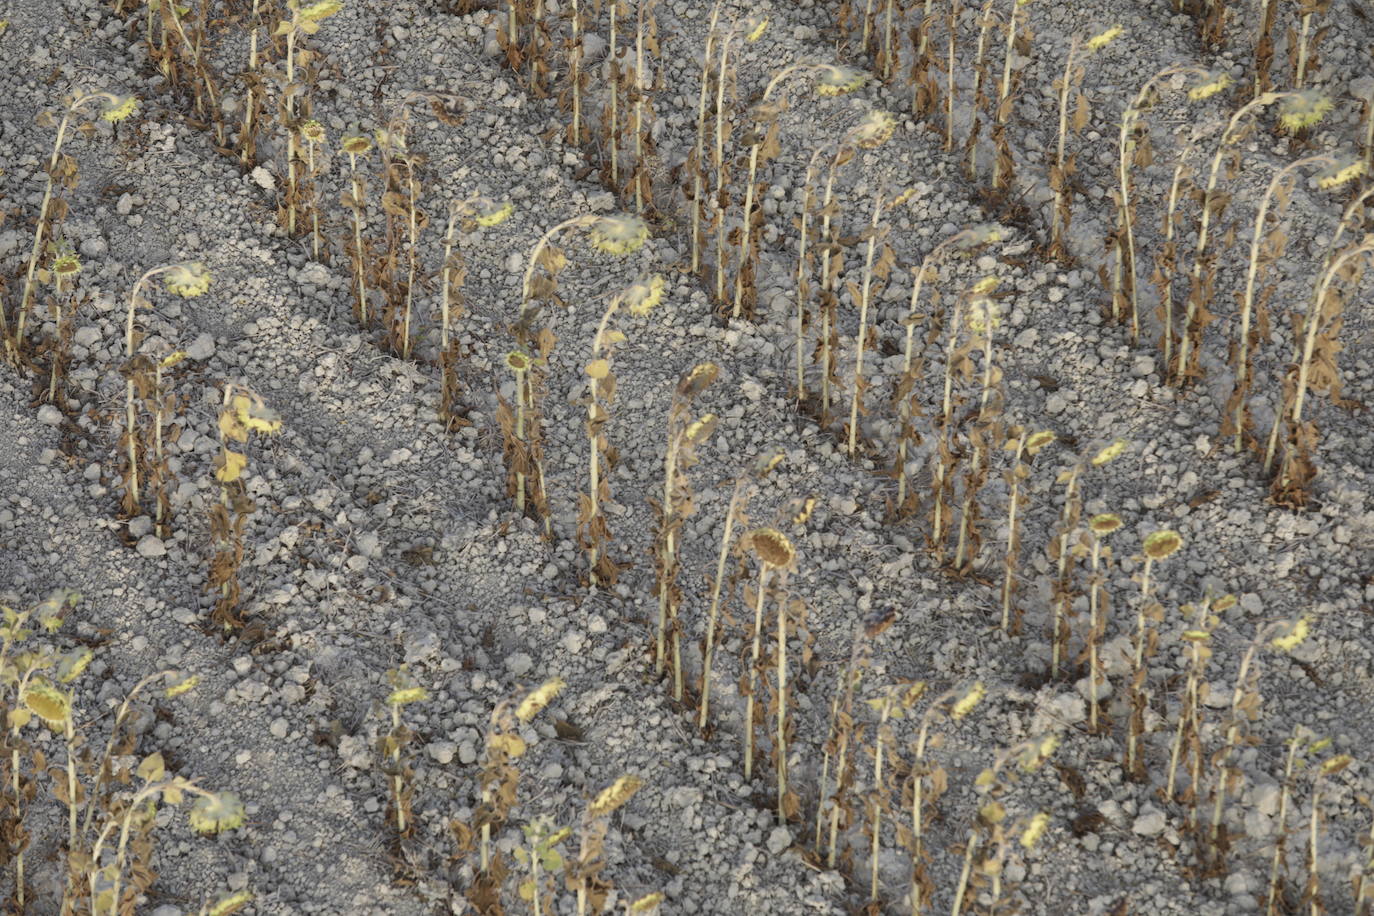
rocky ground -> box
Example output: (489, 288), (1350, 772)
(1, 0), (1374, 913)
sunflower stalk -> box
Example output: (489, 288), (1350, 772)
(654, 364), (719, 699)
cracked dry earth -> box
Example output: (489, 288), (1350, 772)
(2, 0), (1374, 914)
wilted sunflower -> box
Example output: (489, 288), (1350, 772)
(505, 350), (532, 373)
(966, 297), (1001, 334)
(388, 686), (429, 706)
(1020, 812), (1051, 849)
(951, 681), (985, 719)
(1091, 438), (1127, 466)
(189, 791), (246, 834)
(1089, 513), (1122, 536)
(588, 774), (644, 819)
(744, 15), (768, 41)
(750, 528), (796, 569)
(100, 94), (138, 123)
(165, 671), (200, 697)
(472, 197), (514, 227)
(816, 64), (867, 97)
(22, 681), (72, 727)
(516, 677), (565, 722)
(298, 0), (342, 20)
(1270, 616), (1310, 652)
(1316, 157), (1366, 189)
(677, 361), (719, 399)
(340, 130), (373, 157)
(205, 891), (255, 916)
(589, 214), (649, 255)
(56, 647), (93, 683)
(164, 262), (212, 298)
(52, 252), (82, 281)
(1142, 529), (1183, 561)
(1279, 90), (1333, 131)
(629, 893), (666, 913)
(1026, 429), (1057, 453)
(1187, 71), (1231, 101)
(964, 223), (1007, 247)
(852, 110), (897, 149)
(623, 274), (665, 317)
(298, 119), (326, 145)
(1085, 25), (1124, 51)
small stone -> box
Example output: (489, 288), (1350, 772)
(269, 717), (289, 739)
(79, 236), (107, 258)
(766, 827), (792, 856)
(135, 535), (167, 558)
(458, 741), (478, 764)
(36, 405), (63, 427)
(426, 741), (457, 765)
(128, 516), (153, 538)
(187, 332), (216, 360)
(116, 193), (134, 215)
(232, 656), (253, 676)
(1132, 805), (1167, 837)
(251, 166), (275, 190)
(506, 652), (533, 676)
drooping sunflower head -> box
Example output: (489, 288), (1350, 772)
(22, 680), (72, 727)
(205, 891), (255, 916)
(815, 64), (867, 97)
(516, 677), (565, 723)
(505, 350), (532, 373)
(1279, 90), (1333, 131)
(340, 130), (373, 157)
(1084, 25), (1124, 52)
(750, 528), (797, 570)
(164, 671), (199, 697)
(56, 647), (94, 683)
(676, 362), (720, 400)
(52, 252), (82, 281)
(1316, 157), (1366, 189)
(100, 94), (139, 123)
(623, 274), (666, 317)
(472, 197), (514, 228)
(1020, 812), (1051, 849)
(965, 223), (1007, 247)
(1142, 529), (1183, 561)
(388, 685), (429, 706)
(589, 214), (650, 255)
(1025, 429), (1057, 454)
(965, 297), (1002, 335)
(299, 119), (327, 145)
(188, 791), (246, 834)
(1090, 438), (1128, 467)
(951, 681), (985, 719)
(1187, 71), (1231, 101)
(298, 0), (342, 20)
(1270, 616), (1310, 652)
(588, 774), (645, 820)
(164, 262), (212, 298)
(1089, 513), (1122, 537)
(852, 110), (897, 149)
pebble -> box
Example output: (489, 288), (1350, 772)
(766, 827), (792, 856)
(1132, 806), (1167, 837)
(506, 652), (533, 676)
(36, 405), (63, 427)
(135, 534), (167, 558)
(427, 741), (457, 765)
